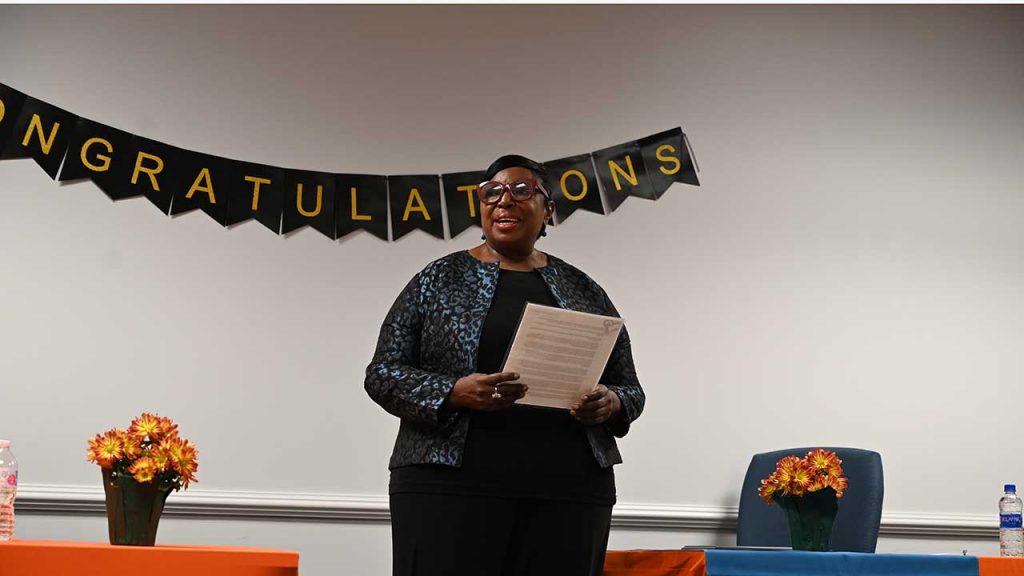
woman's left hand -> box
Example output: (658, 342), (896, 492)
(570, 384), (621, 424)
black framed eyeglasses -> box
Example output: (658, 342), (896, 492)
(477, 178), (550, 205)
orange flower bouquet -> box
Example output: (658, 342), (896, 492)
(87, 413), (198, 546)
(758, 449), (848, 551)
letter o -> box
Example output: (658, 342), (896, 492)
(560, 170), (588, 201)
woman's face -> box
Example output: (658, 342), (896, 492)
(481, 167), (553, 251)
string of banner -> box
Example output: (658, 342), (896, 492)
(0, 82), (700, 242)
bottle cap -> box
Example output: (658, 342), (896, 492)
(1006, 484), (1017, 493)
(0, 440), (9, 449)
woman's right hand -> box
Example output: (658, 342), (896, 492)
(447, 372), (527, 411)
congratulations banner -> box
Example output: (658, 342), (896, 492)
(0, 82), (700, 241)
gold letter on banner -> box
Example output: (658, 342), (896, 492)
(0, 100), (5, 123)
(244, 176), (270, 210)
(186, 168), (217, 203)
(656, 144), (681, 176)
(609, 156), (638, 191)
(560, 170), (588, 201)
(81, 137), (113, 172)
(457, 184), (477, 218)
(402, 188), (431, 221)
(350, 187), (371, 221)
(21, 114), (60, 155)
(296, 183), (323, 217)
(132, 152), (164, 190)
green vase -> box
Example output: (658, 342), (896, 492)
(101, 468), (172, 546)
(776, 488), (838, 551)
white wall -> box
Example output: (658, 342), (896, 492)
(1, 5), (1022, 574)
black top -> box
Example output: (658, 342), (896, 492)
(390, 268), (615, 505)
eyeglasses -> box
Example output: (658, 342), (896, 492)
(477, 178), (550, 205)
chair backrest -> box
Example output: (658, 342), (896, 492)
(736, 447), (884, 552)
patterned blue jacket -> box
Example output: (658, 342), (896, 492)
(365, 250), (645, 470)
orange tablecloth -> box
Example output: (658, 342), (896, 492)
(981, 557), (1024, 576)
(604, 550), (706, 576)
(0, 540), (299, 576)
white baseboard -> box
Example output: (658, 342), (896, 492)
(16, 483), (996, 538)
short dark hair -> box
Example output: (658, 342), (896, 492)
(484, 154), (549, 187)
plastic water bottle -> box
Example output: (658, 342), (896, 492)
(1000, 484), (1024, 557)
(0, 440), (17, 541)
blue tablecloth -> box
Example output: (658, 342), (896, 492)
(706, 550), (979, 576)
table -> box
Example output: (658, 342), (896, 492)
(980, 557), (1024, 576)
(0, 540), (299, 576)
(604, 549), (706, 576)
(605, 550), (1024, 576)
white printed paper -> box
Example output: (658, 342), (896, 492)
(501, 303), (624, 409)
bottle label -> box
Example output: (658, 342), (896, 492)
(0, 470), (14, 488)
(1001, 513), (1023, 529)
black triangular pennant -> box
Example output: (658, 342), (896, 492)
(121, 136), (182, 215)
(0, 83), (27, 152)
(441, 170), (486, 239)
(283, 169), (336, 239)
(60, 118), (136, 201)
(169, 151), (229, 226)
(336, 173), (389, 241)
(389, 175), (444, 240)
(543, 154), (603, 223)
(1, 96), (78, 180)
(639, 127), (700, 197)
(223, 161), (284, 234)
(593, 141), (655, 205)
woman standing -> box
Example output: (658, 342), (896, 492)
(366, 154), (645, 576)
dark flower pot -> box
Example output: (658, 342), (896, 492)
(101, 468), (172, 546)
(776, 488), (838, 551)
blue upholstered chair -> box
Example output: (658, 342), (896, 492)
(736, 447), (884, 552)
